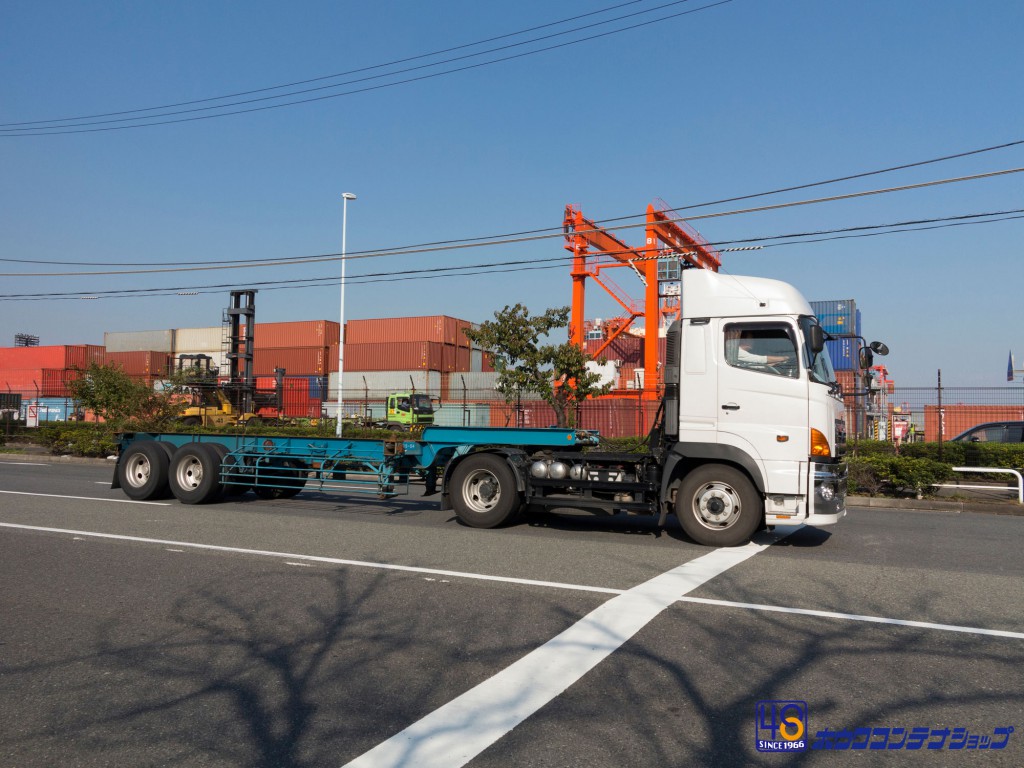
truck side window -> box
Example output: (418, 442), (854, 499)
(724, 323), (798, 378)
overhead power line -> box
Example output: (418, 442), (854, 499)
(1, 206), (1020, 301)
(1, 165), (1021, 277)
(2, 0), (649, 128)
(1, 0), (732, 137)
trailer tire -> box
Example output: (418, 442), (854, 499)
(450, 453), (520, 528)
(169, 443), (223, 504)
(676, 464), (761, 546)
(208, 443), (250, 496)
(253, 458), (307, 500)
(118, 441), (172, 501)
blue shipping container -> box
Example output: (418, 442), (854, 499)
(307, 376), (328, 400)
(826, 338), (860, 370)
(810, 299), (857, 336)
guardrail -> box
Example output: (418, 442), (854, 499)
(933, 467), (1023, 504)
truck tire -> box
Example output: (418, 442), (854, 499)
(118, 441), (172, 501)
(450, 453), (520, 528)
(180, 417), (202, 427)
(676, 464), (762, 547)
(253, 458), (307, 500)
(208, 443), (250, 497)
(169, 443), (223, 504)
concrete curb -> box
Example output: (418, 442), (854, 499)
(848, 495), (1024, 516)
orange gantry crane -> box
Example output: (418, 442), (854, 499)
(563, 201), (721, 398)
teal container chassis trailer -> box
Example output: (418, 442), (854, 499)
(111, 424), (675, 534)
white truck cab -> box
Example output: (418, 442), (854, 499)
(662, 270), (847, 539)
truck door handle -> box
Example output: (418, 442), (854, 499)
(722, 403), (740, 411)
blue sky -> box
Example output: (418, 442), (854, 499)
(2, 0), (1022, 385)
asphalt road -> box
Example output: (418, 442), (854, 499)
(1, 458), (1022, 767)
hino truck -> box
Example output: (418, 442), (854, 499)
(113, 270), (859, 547)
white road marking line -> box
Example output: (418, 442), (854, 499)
(286, 561), (313, 567)
(2, 522), (1016, 642)
(677, 596), (1024, 640)
(340, 541), (775, 768)
(0, 461), (48, 466)
(0, 523), (622, 595)
(0, 490), (170, 506)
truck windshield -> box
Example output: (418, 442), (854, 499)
(799, 315), (837, 386)
(412, 394), (434, 414)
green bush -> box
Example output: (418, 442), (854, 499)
(848, 454), (954, 497)
(35, 424), (119, 458)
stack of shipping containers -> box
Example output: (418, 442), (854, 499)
(331, 315), (494, 424)
(250, 321), (340, 418)
(0, 344), (104, 421)
(810, 299), (866, 437)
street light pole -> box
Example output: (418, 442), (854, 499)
(336, 192), (357, 436)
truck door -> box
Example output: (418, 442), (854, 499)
(717, 320), (807, 494)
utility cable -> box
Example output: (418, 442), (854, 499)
(1, 207), (1020, 301)
(1, 0), (648, 127)
(1, 165), (1020, 277)
(1, 1), (731, 136)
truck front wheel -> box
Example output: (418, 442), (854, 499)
(676, 464), (761, 547)
(450, 454), (520, 528)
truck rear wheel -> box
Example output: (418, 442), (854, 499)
(209, 443), (250, 497)
(676, 464), (761, 547)
(169, 443), (223, 504)
(450, 453), (520, 528)
(118, 441), (172, 501)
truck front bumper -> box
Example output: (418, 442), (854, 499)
(803, 461), (848, 526)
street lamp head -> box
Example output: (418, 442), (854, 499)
(342, 192), (357, 201)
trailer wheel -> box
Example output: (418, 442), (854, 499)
(118, 441), (172, 500)
(253, 458), (307, 500)
(450, 453), (520, 528)
(676, 464), (761, 546)
(169, 443), (223, 504)
(208, 443), (250, 497)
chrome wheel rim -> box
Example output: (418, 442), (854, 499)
(174, 454), (204, 490)
(461, 469), (501, 514)
(691, 481), (742, 530)
(124, 453), (151, 489)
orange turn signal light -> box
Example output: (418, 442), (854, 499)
(811, 428), (831, 457)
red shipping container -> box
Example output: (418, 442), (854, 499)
(253, 347), (329, 376)
(455, 319), (474, 348)
(101, 351), (172, 377)
(248, 321), (340, 349)
(346, 316), (468, 346)
(0, 344), (103, 370)
(584, 334), (644, 364)
(442, 344), (456, 373)
(41, 368), (84, 397)
(0, 368), (44, 393)
(341, 341), (445, 372)
(455, 346), (471, 372)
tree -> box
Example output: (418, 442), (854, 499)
(67, 362), (182, 428)
(464, 304), (612, 428)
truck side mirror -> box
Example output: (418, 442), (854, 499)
(808, 325), (825, 354)
(859, 347), (874, 369)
